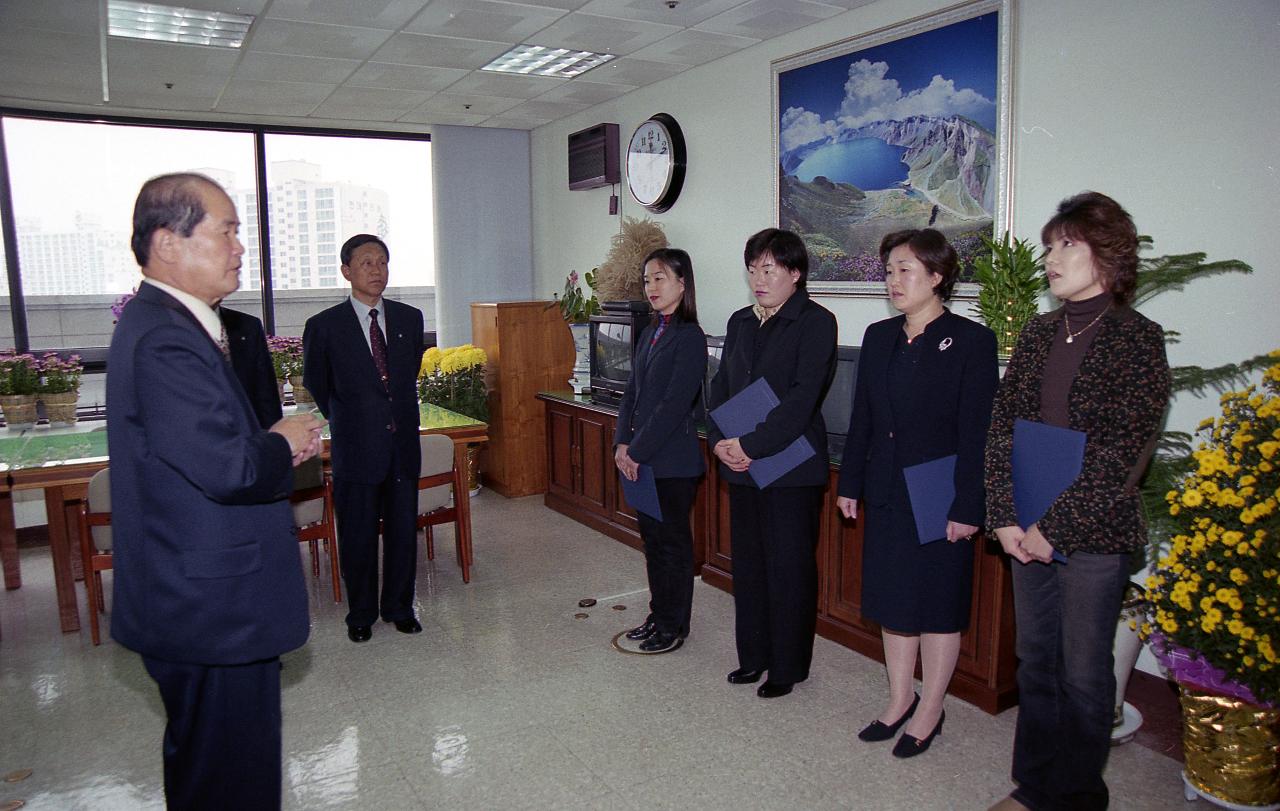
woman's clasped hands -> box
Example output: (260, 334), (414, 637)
(713, 437), (752, 472)
(993, 524), (1057, 564)
(613, 443), (640, 482)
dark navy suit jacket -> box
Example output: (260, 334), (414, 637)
(302, 298), (424, 484)
(837, 310), (998, 525)
(220, 305), (283, 430)
(613, 318), (707, 479)
(707, 290), (837, 488)
(107, 283), (309, 665)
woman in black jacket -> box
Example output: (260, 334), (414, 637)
(837, 229), (998, 758)
(707, 228), (837, 698)
(984, 192), (1170, 811)
(614, 248), (707, 654)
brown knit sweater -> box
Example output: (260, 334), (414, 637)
(984, 305), (1171, 555)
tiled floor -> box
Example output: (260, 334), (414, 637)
(2, 492), (1188, 809)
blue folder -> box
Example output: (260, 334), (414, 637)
(708, 377), (816, 489)
(1012, 418), (1086, 564)
(620, 463), (662, 521)
(903, 455), (956, 545)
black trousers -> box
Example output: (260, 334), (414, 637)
(728, 484), (824, 684)
(636, 476), (699, 637)
(142, 656), (283, 811)
(334, 461), (419, 627)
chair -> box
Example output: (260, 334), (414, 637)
(418, 433), (470, 583)
(76, 467), (112, 646)
(290, 456), (342, 602)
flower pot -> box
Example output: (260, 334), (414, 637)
(1179, 684), (1280, 808)
(0, 393), (38, 429)
(465, 444), (482, 496)
(40, 391), (79, 425)
(568, 322), (590, 393)
(277, 380), (286, 404)
(287, 374), (313, 406)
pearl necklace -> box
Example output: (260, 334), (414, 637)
(1063, 304), (1110, 344)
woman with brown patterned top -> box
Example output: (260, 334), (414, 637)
(984, 192), (1171, 811)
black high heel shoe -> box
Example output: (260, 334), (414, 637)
(892, 710), (944, 758)
(858, 694), (919, 742)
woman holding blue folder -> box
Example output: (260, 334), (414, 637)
(614, 248), (706, 654)
(836, 229), (998, 757)
(708, 228), (837, 698)
(984, 192), (1170, 811)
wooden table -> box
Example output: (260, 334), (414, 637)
(1, 405), (487, 635)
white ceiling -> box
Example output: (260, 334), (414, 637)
(0, 0), (875, 132)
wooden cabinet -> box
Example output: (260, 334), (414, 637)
(540, 392), (1017, 714)
(471, 302), (576, 497)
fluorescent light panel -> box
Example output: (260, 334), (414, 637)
(108, 1), (255, 49)
(481, 44), (615, 79)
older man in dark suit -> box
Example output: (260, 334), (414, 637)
(303, 234), (425, 643)
(108, 172), (324, 810)
(219, 305), (283, 429)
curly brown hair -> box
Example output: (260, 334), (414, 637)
(1040, 191), (1139, 306)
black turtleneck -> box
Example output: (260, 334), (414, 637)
(1040, 292), (1114, 427)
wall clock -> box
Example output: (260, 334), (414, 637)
(625, 113), (686, 213)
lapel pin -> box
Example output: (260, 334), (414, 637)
(938, 337), (953, 351)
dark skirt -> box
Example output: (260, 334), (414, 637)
(860, 500), (975, 634)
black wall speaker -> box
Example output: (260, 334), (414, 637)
(567, 123), (620, 190)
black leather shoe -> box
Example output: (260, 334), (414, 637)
(727, 667), (764, 685)
(625, 620), (657, 641)
(892, 711), (945, 758)
(858, 694), (920, 742)
(639, 631), (683, 653)
(393, 618), (423, 634)
(757, 681), (793, 698)
(347, 625), (372, 643)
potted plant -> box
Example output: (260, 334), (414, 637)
(267, 335), (305, 404)
(973, 231), (1044, 360)
(555, 270), (600, 392)
(418, 344), (489, 493)
(1143, 351), (1280, 807)
(36, 352), (83, 425)
(0, 352), (41, 429)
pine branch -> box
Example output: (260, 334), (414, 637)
(1170, 352), (1273, 396)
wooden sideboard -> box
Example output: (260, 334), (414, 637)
(538, 391), (1017, 714)
(471, 301), (576, 497)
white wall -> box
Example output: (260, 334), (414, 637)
(432, 125), (534, 345)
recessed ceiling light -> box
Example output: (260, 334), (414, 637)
(107, 1), (255, 49)
(481, 45), (616, 79)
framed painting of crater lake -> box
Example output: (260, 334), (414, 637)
(773, 0), (1013, 297)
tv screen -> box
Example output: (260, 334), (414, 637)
(593, 321), (633, 385)
(821, 345), (860, 458)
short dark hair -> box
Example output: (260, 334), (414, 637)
(1040, 191), (1139, 306)
(341, 234), (390, 266)
(744, 228), (809, 289)
(643, 247), (698, 326)
(878, 228), (960, 301)
(131, 173), (220, 267)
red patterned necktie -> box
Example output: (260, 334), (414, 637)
(369, 308), (389, 390)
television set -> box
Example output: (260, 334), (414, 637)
(821, 345), (861, 458)
(588, 301), (650, 406)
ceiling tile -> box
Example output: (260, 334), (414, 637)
(109, 87), (222, 112)
(415, 93), (525, 116)
(585, 56), (683, 87)
(530, 12), (682, 56)
(498, 0), (590, 10)
(0, 0), (101, 34)
(173, 0), (269, 13)
(502, 98), (590, 120)
(404, 0), (568, 42)
(577, 0), (744, 27)
(526, 77), (632, 105)
(442, 71), (565, 100)
(626, 27), (758, 66)
(264, 0), (428, 29)
(696, 0), (845, 40)
(396, 109), (488, 125)
(345, 63), (470, 93)
(247, 17), (394, 60)
(0, 56), (104, 106)
(216, 79), (333, 116)
(478, 115), (550, 130)
(235, 52), (360, 84)
(107, 39), (239, 83)
(372, 33), (511, 69)
(317, 85), (432, 111)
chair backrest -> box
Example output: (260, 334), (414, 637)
(86, 467), (112, 552)
(418, 434), (455, 514)
(291, 456), (325, 528)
